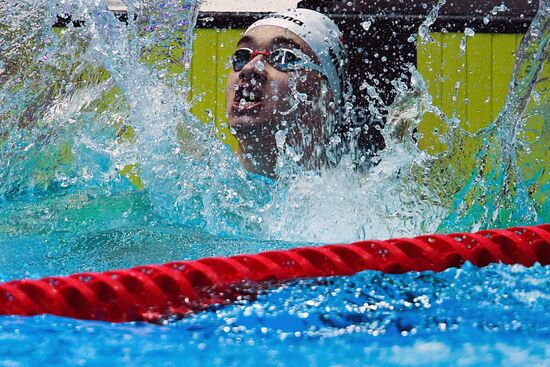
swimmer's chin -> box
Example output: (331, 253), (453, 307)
(228, 117), (264, 134)
(228, 111), (269, 131)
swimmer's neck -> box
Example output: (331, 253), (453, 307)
(236, 137), (277, 179)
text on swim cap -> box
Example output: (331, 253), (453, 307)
(269, 14), (304, 27)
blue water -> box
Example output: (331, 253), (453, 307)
(1, 264), (549, 366)
(0, 0), (549, 365)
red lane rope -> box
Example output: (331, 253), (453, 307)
(1, 224), (548, 323)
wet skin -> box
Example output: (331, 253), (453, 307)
(225, 25), (333, 178)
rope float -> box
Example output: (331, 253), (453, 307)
(1, 224), (548, 323)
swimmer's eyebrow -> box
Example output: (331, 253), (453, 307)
(236, 35), (303, 51)
(236, 35), (254, 47)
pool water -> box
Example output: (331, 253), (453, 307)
(0, 0), (549, 365)
(0, 264), (548, 366)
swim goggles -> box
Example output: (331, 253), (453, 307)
(231, 47), (326, 75)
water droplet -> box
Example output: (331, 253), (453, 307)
(255, 60), (265, 71)
(464, 27), (475, 37)
(361, 20), (372, 31)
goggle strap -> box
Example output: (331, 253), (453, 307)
(250, 50), (270, 59)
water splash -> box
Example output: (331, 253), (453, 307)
(0, 0), (547, 251)
(418, 0), (447, 45)
(0, 0), (270, 240)
(261, 0), (548, 241)
(442, 1), (549, 231)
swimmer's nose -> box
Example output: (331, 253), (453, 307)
(240, 54), (268, 78)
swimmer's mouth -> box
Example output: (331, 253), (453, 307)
(232, 84), (264, 113)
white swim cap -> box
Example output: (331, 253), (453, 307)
(245, 8), (347, 104)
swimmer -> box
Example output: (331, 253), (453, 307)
(225, 8), (348, 178)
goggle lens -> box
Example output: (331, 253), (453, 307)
(232, 49), (254, 71)
(231, 48), (306, 72)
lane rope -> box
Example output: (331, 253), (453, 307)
(1, 224), (548, 323)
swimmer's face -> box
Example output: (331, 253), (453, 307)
(226, 25), (330, 176)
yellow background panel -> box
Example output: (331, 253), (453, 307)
(417, 32), (548, 207)
(416, 33), (445, 154)
(189, 28), (243, 149)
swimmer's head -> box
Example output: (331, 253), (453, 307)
(226, 9), (348, 177)
(245, 8), (347, 104)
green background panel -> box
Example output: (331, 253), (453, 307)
(416, 33), (444, 154)
(417, 32), (548, 207)
(189, 29), (219, 125)
(189, 28), (243, 149)
(441, 33), (467, 128)
(466, 34), (493, 131)
(417, 32), (526, 149)
(491, 34), (517, 115)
